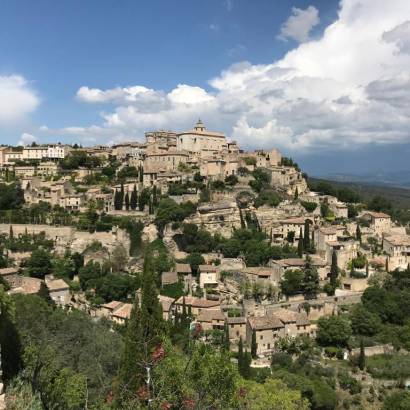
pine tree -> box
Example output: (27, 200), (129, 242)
(251, 329), (257, 359)
(356, 224), (362, 244)
(124, 191), (130, 211)
(358, 339), (366, 370)
(297, 228), (304, 258)
(303, 220), (310, 251)
(329, 251), (338, 290)
(130, 185), (137, 210)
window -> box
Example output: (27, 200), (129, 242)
(260, 335), (263, 340)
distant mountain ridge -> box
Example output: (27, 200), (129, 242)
(314, 170), (410, 189)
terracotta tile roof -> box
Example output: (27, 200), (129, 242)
(227, 317), (246, 324)
(158, 295), (174, 312)
(175, 296), (220, 308)
(242, 267), (275, 277)
(198, 265), (218, 273)
(47, 279), (69, 292)
(112, 303), (133, 319)
(364, 211), (391, 219)
(175, 263), (191, 274)
(102, 301), (123, 310)
(197, 309), (225, 322)
(384, 235), (410, 246)
(161, 271), (178, 285)
(248, 315), (284, 330)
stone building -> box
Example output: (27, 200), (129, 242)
(176, 120), (228, 157)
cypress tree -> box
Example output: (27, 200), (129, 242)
(294, 187), (299, 200)
(114, 189), (121, 210)
(119, 183), (124, 209)
(303, 220), (310, 251)
(243, 349), (251, 379)
(9, 225), (13, 240)
(251, 329), (257, 359)
(38, 281), (55, 307)
(385, 258), (389, 273)
(117, 294), (144, 400)
(356, 224), (362, 244)
(358, 339), (366, 370)
(139, 166), (144, 183)
(297, 228), (304, 258)
(238, 336), (244, 375)
(124, 191), (130, 211)
(118, 252), (165, 402)
(152, 185), (158, 207)
(366, 263), (369, 277)
(130, 184), (137, 210)
(223, 321), (230, 351)
(329, 251), (338, 290)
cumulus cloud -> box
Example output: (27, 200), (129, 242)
(0, 75), (39, 124)
(60, 0), (410, 152)
(278, 6), (320, 42)
(18, 132), (37, 146)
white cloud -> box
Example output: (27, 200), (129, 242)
(60, 0), (410, 153)
(0, 75), (39, 124)
(209, 24), (219, 32)
(278, 6), (320, 43)
(223, 0), (233, 12)
(18, 132), (37, 146)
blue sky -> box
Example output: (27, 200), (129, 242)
(1, 0), (410, 176)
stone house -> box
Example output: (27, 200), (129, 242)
(111, 303), (133, 325)
(246, 315), (284, 355)
(340, 277), (369, 292)
(227, 317), (247, 342)
(196, 309), (226, 331)
(383, 234), (410, 270)
(240, 267), (282, 287)
(174, 296), (221, 317)
(198, 265), (219, 288)
(45, 276), (70, 306)
(145, 150), (189, 172)
(360, 211), (391, 236)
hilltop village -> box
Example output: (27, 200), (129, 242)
(1, 120), (410, 409)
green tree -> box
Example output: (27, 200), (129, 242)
(317, 315), (352, 347)
(329, 251), (338, 292)
(303, 220), (310, 251)
(118, 252), (165, 402)
(358, 339), (365, 370)
(356, 224), (362, 244)
(124, 191), (130, 211)
(38, 281), (55, 307)
(350, 304), (381, 336)
(251, 329), (257, 359)
(281, 269), (304, 297)
(111, 243), (128, 273)
(25, 248), (52, 279)
(0, 285), (23, 381)
(383, 391), (410, 410)
(302, 259), (319, 300)
(297, 228), (304, 257)
(130, 184), (137, 210)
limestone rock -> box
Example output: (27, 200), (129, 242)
(142, 224), (158, 243)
